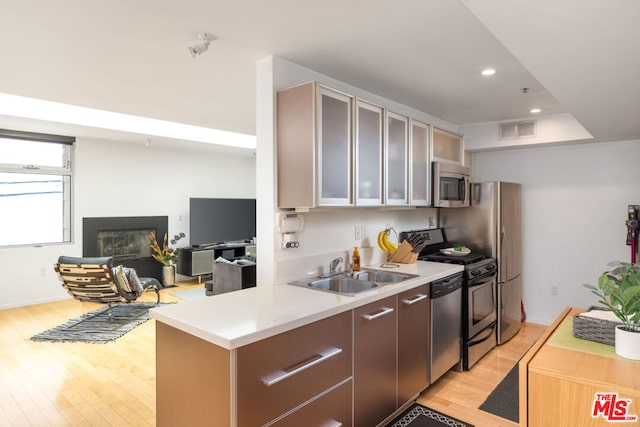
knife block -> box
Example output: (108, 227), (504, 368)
(387, 241), (418, 264)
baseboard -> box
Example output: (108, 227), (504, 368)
(0, 294), (70, 311)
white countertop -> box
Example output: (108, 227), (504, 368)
(150, 261), (463, 350)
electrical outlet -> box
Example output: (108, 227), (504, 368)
(361, 225), (367, 239)
(551, 285), (559, 296)
(354, 225), (362, 240)
(428, 216), (436, 228)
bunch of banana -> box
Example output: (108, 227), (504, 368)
(377, 228), (398, 253)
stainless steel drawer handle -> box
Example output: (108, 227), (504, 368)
(324, 422), (343, 427)
(362, 306), (394, 320)
(402, 294), (428, 305)
(261, 347), (342, 387)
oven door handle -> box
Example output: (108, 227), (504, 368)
(467, 275), (497, 287)
(469, 324), (496, 346)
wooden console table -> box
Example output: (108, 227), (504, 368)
(519, 307), (640, 426)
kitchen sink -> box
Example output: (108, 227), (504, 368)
(354, 269), (419, 284)
(289, 269), (418, 296)
(289, 276), (379, 296)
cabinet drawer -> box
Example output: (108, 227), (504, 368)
(236, 311), (353, 427)
(267, 379), (352, 427)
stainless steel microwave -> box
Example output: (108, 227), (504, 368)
(432, 162), (470, 208)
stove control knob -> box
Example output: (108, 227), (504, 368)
(471, 270), (480, 276)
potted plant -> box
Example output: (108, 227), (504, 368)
(150, 231), (186, 286)
(584, 261), (640, 359)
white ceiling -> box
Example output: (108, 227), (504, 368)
(0, 0), (638, 146)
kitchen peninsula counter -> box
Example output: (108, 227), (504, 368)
(151, 260), (463, 426)
(150, 260), (462, 349)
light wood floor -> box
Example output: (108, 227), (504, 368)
(0, 281), (546, 426)
(417, 322), (546, 427)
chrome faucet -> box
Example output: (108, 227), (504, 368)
(329, 257), (343, 274)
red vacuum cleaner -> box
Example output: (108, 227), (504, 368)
(626, 205), (639, 264)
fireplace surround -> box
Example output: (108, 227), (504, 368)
(83, 216), (168, 283)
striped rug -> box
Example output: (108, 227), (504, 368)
(31, 302), (172, 344)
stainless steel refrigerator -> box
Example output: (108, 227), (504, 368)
(440, 182), (522, 345)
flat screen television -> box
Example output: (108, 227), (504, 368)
(189, 198), (256, 246)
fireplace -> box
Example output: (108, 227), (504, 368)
(83, 216), (168, 282)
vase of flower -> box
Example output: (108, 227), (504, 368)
(162, 265), (176, 287)
(150, 231), (186, 287)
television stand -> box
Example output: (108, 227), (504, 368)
(176, 243), (249, 277)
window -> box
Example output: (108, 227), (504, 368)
(0, 129), (74, 247)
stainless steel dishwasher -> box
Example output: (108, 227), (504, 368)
(430, 272), (463, 384)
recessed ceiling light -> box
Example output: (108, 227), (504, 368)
(530, 108), (542, 114)
(481, 68), (496, 76)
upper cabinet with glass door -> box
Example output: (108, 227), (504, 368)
(409, 120), (431, 206)
(277, 81), (442, 209)
(355, 100), (384, 206)
(385, 111), (409, 206)
(277, 82), (354, 209)
(433, 127), (464, 165)
(318, 87), (353, 206)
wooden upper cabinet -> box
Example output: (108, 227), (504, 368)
(277, 81), (437, 209)
(385, 111), (409, 206)
(277, 82), (354, 209)
(355, 99), (384, 206)
(318, 87), (353, 206)
(433, 127), (464, 165)
(410, 119), (431, 206)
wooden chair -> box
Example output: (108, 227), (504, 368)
(54, 256), (161, 307)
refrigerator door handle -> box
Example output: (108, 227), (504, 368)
(501, 226), (508, 284)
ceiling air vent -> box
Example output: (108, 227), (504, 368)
(499, 121), (537, 139)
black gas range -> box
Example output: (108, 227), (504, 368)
(401, 228), (498, 371)
(400, 228), (495, 273)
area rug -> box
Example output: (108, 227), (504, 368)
(170, 287), (207, 301)
(479, 362), (519, 422)
(386, 403), (474, 427)
(31, 302), (172, 344)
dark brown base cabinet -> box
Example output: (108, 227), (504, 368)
(397, 284), (430, 403)
(354, 295), (398, 427)
(156, 284), (432, 426)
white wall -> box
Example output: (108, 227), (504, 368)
(1, 137), (255, 309)
(473, 139), (640, 325)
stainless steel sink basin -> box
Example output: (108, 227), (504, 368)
(289, 276), (378, 296)
(289, 268), (417, 296)
(354, 269), (419, 284)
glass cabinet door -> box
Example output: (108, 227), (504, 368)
(410, 119), (431, 206)
(433, 127), (463, 165)
(355, 100), (384, 206)
(317, 86), (353, 206)
(385, 111), (409, 205)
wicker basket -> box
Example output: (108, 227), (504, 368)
(572, 306), (622, 346)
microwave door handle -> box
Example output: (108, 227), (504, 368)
(462, 176), (470, 206)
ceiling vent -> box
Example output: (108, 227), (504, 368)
(499, 121), (537, 139)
